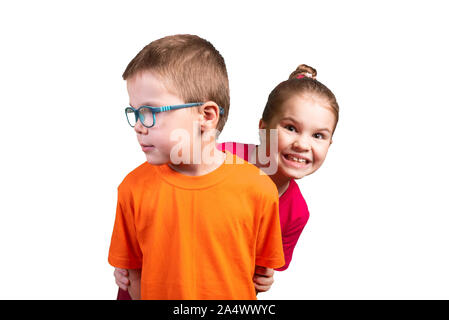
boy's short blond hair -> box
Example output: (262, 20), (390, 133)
(123, 34), (230, 133)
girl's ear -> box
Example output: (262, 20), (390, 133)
(259, 119), (267, 129)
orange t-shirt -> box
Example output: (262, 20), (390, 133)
(108, 151), (285, 300)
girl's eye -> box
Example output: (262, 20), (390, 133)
(285, 125), (297, 132)
(313, 133), (324, 139)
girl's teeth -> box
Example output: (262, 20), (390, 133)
(286, 155), (306, 163)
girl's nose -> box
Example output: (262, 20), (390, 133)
(292, 135), (311, 152)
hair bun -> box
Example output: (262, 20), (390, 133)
(288, 64), (317, 80)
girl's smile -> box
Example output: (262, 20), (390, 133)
(281, 152), (311, 169)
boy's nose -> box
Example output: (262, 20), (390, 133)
(134, 118), (148, 135)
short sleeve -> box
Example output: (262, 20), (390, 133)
(276, 182), (310, 271)
(108, 183), (143, 269)
(276, 212), (309, 271)
(255, 194), (285, 269)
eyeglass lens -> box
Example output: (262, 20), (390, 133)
(126, 108), (153, 127)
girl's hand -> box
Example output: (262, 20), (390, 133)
(253, 266), (274, 293)
(114, 267), (130, 291)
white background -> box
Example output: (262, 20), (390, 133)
(1, 0), (448, 299)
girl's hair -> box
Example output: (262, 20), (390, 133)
(262, 64), (339, 132)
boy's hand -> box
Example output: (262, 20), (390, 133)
(116, 265), (272, 297)
(253, 266), (274, 293)
(127, 269), (142, 300)
(114, 268), (130, 291)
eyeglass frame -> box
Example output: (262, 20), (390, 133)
(125, 102), (225, 128)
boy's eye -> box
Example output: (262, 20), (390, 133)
(313, 133), (324, 139)
(285, 125), (297, 132)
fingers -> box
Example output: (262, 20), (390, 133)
(253, 274), (274, 286)
(253, 266), (274, 293)
(115, 268), (128, 276)
(114, 268), (130, 290)
(253, 276), (273, 293)
(254, 283), (272, 293)
(115, 278), (129, 291)
(254, 266), (274, 277)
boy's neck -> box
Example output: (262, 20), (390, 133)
(167, 139), (226, 176)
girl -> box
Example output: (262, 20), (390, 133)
(114, 64), (339, 299)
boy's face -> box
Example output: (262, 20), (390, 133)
(127, 71), (200, 165)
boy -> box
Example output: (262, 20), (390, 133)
(108, 34), (284, 299)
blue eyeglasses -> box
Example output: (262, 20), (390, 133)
(125, 102), (225, 128)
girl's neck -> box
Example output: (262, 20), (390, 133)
(251, 145), (291, 197)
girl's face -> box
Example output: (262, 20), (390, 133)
(260, 94), (336, 180)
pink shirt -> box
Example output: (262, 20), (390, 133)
(217, 142), (309, 271)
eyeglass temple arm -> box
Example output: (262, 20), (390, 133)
(152, 104), (224, 115)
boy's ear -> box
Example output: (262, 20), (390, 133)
(259, 119), (267, 129)
(199, 101), (220, 132)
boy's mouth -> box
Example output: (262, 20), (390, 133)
(140, 144), (155, 152)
